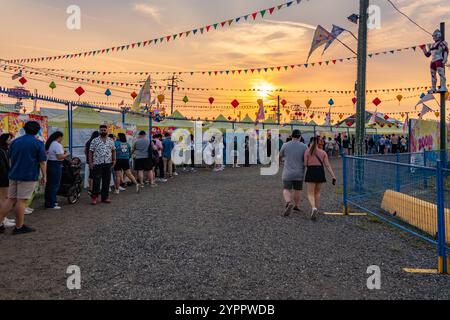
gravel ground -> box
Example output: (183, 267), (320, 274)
(0, 159), (449, 300)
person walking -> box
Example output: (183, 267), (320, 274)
(0, 121), (47, 235)
(391, 134), (399, 154)
(44, 131), (70, 209)
(304, 136), (337, 221)
(114, 133), (139, 194)
(378, 135), (386, 154)
(88, 125), (116, 205)
(162, 132), (175, 178)
(0, 133), (16, 228)
(279, 129), (308, 217)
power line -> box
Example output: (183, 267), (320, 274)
(385, 0), (433, 36)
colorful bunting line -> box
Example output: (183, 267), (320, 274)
(2, 42), (429, 77)
(5, 0), (303, 64)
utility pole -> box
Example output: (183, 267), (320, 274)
(163, 74), (182, 116)
(277, 95), (281, 125)
(355, 0), (369, 156)
(439, 22), (447, 161)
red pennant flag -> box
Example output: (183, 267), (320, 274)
(252, 12), (258, 20)
(269, 7), (275, 14)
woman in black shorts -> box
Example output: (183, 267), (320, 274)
(114, 133), (139, 194)
(304, 136), (337, 221)
(0, 133), (13, 197)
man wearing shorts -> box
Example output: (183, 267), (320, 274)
(0, 121), (47, 235)
(279, 129), (307, 217)
(132, 131), (151, 187)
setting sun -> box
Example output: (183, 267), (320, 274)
(252, 80), (275, 100)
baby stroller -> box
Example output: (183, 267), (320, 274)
(57, 157), (83, 204)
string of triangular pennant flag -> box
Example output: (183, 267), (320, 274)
(5, 0), (303, 64)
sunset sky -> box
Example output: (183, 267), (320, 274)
(1, 0), (449, 123)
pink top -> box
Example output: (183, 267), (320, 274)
(155, 139), (163, 157)
(304, 148), (328, 166)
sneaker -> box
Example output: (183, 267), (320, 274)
(119, 187), (126, 191)
(13, 225), (36, 235)
(26, 207), (34, 213)
(114, 189), (120, 195)
(4, 218), (16, 228)
(0, 224), (5, 234)
(311, 208), (319, 221)
(150, 183), (157, 188)
(283, 203), (294, 217)
(50, 206), (62, 210)
(102, 198), (112, 204)
(140, 184), (145, 188)
(173, 172), (179, 176)
(91, 196), (98, 205)
(136, 184), (140, 193)
(159, 178), (168, 183)
(25, 208), (33, 215)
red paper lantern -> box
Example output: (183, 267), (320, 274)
(75, 86), (85, 96)
(131, 91), (138, 99)
(384, 115), (390, 120)
(209, 97), (215, 105)
(347, 121), (354, 127)
(228, 116), (232, 121)
(231, 99), (239, 109)
(19, 77), (27, 85)
(372, 97), (381, 107)
(352, 97), (357, 105)
(281, 99), (287, 107)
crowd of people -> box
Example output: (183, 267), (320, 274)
(0, 120), (408, 235)
(299, 133), (409, 158)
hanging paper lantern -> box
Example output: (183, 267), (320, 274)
(310, 113), (315, 119)
(131, 91), (138, 99)
(209, 97), (215, 105)
(384, 115), (390, 120)
(435, 111), (440, 118)
(19, 77), (27, 85)
(286, 110), (290, 115)
(339, 114), (344, 119)
(105, 89), (112, 97)
(304, 99), (312, 109)
(49, 81), (56, 93)
(347, 121), (354, 127)
(75, 86), (85, 97)
(228, 116), (232, 121)
(231, 99), (239, 109)
(401, 113), (405, 118)
(396, 94), (403, 105)
(372, 97), (381, 107)
(281, 99), (287, 107)
(352, 97), (357, 105)
(183, 95), (189, 104)
(157, 94), (165, 104)
(328, 98), (335, 106)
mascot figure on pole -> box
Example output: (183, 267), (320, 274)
(422, 29), (448, 93)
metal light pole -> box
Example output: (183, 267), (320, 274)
(355, 0), (369, 156)
(439, 22), (447, 161)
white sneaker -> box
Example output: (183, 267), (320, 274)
(51, 206), (62, 210)
(26, 207), (34, 213)
(3, 218), (15, 228)
(174, 172), (179, 176)
(159, 179), (168, 183)
(136, 184), (140, 193)
(25, 208), (33, 215)
(114, 190), (120, 195)
(119, 186), (126, 191)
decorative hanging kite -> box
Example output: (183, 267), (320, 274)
(209, 97), (215, 105)
(131, 91), (138, 99)
(352, 97), (357, 105)
(19, 77), (27, 85)
(396, 94), (403, 105)
(183, 95), (189, 104)
(105, 89), (112, 100)
(49, 81), (56, 93)
(281, 99), (287, 107)
(75, 86), (85, 97)
(328, 98), (335, 106)
(157, 94), (165, 104)
(304, 99), (312, 109)
(372, 97), (381, 107)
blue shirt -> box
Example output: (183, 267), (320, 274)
(9, 134), (47, 182)
(162, 138), (174, 158)
(115, 141), (131, 160)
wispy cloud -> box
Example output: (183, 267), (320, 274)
(133, 2), (163, 23)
